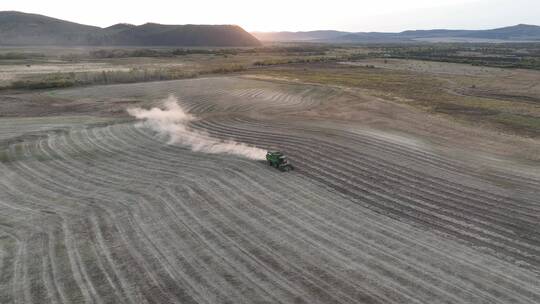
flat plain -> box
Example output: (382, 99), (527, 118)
(1, 46), (540, 304)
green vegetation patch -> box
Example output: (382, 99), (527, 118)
(6, 63), (247, 90)
(0, 52), (45, 60)
(379, 44), (540, 70)
(490, 113), (540, 136)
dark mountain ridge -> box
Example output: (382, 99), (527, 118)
(0, 11), (261, 46)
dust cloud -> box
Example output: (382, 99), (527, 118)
(127, 95), (266, 160)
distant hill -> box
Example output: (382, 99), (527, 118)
(0, 11), (261, 46)
(253, 24), (540, 43)
(103, 23), (137, 34)
(458, 24), (540, 40)
(252, 30), (348, 42)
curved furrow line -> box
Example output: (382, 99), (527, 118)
(238, 116), (489, 176)
(228, 114), (540, 191)
(228, 88), (265, 99)
(41, 233), (64, 304)
(33, 127), (243, 304)
(232, 116), (540, 190)
(62, 219), (106, 304)
(166, 181), (358, 304)
(2, 142), (160, 304)
(179, 91), (242, 114)
(290, 152), (540, 266)
(70, 216), (131, 304)
(192, 120), (540, 268)
(99, 128), (233, 184)
(13, 139), (126, 213)
(201, 118), (540, 233)
(88, 213), (151, 304)
(228, 88), (273, 101)
(201, 170), (506, 302)
(3, 77), (539, 303)
(295, 156), (540, 269)
(0, 143), (89, 216)
(25, 232), (55, 304)
(0, 183), (57, 218)
(0, 232), (20, 304)
(197, 176), (459, 304)
(104, 123), (208, 167)
(46, 133), (133, 190)
(185, 87), (316, 114)
(64, 128), (147, 186)
(19, 234), (42, 304)
(49, 127), (170, 196)
(2, 142), (68, 213)
(208, 171), (539, 304)
(212, 117), (540, 209)
(224, 168), (540, 302)
(35, 125), (203, 199)
(6, 113), (536, 302)
(27, 131), (510, 290)
(198, 118), (540, 218)
(199, 173), (537, 304)
(46, 228), (81, 304)
(93, 209), (192, 304)
(178, 183), (377, 304)
(339, 126), (540, 190)
(160, 186), (313, 304)
(12, 235), (27, 304)
(107, 123), (227, 172)
(118, 201), (208, 304)
(134, 188), (280, 304)
(102, 178), (243, 304)
(130, 190), (252, 304)
(64, 127), (189, 186)
(90, 208), (186, 304)
(182, 96), (220, 115)
(195, 119), (540, 230)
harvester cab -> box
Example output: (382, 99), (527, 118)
(266, 151), (294, 172)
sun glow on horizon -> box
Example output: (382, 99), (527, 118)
(1, 0), (539, 32)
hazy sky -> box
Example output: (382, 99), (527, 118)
(1, 0), (539, 32)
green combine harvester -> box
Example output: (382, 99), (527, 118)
(266, 151), (294, 172)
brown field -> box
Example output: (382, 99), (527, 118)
(249, 59), (540, 140)
(0, 47), (539, 303)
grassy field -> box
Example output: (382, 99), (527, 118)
(0, 46), (341, 88)
(249, 62), (540, 137)
(1, 44), (539, 139)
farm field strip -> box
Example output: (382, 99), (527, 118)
(0, 77), (539, 303)
(191, 118), (540, 268)
(226, 116), (540, 191)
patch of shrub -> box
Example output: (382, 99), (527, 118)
(11, 78), (77, 90)
(7, 63), (248, 90)
(374, 44), (540, 70)
(90, 49), (175, 58)
(203, 64), (246, 74)
(253, 56), (339, 66)
(0, 52), (45, 60)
